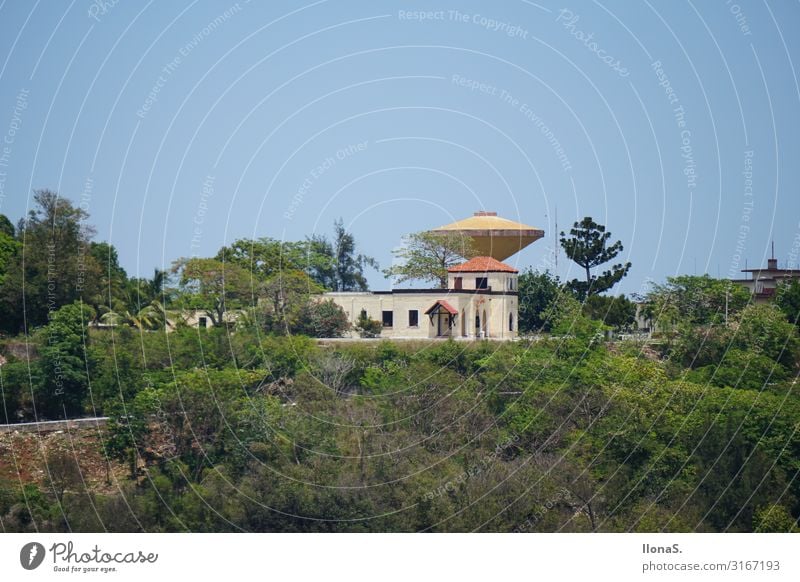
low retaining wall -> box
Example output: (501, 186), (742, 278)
(0, 417), (109, 434)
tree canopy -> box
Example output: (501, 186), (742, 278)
(560, 217), (631, 299)
(643, 274), (750, 328)
(384, 231), (477, 288)
(216, 219), (377, 292)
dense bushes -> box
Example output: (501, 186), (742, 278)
(1, 328), (798, 532)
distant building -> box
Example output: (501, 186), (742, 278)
(326, 256), (521, 340)
(324, 211), (544, 340)
(731, 256), (800, 303)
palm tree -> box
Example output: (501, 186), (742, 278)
(99, 300), (166, 330)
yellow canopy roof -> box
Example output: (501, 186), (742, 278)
(431, 211), (544, 261)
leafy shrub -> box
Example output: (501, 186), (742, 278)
(292, 299), (350, 338)
(355, 311), (382, 338)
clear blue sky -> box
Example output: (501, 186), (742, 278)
(1, 0), (798, 295)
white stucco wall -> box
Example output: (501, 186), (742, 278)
(323, 290), (518, 340)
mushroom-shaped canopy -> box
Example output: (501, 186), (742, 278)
(431, 211), (544, 261)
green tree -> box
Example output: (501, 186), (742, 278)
(303, 235), (337, 289)
(36, 302), (94, 418)
(734, 302), (799, 369)
(559, 217), (631, 299)
(644, 275), (750, 327)
(99, 300), (167, 330)
(0, 190), (101, 332)
(776, 279), (800, 328)
(753, 504), (799, 532)
(0, 213), (14, 237)
(384, 231), (477, 288)
(0, 227), (20, 287)
(292, 298), (350, 338)
(85, 241), (129, 318)
(173, 257), (252, 326)
(328, 218), (378, 291)
(550, 295), (607, 343)
(215, 222), (375, 292)
(260, 270), (324, 333)
(355, 310), (382, 338)
(216, 237), (311, 280)
(517, 269), (562, 333)
(582, 294), (636, 331)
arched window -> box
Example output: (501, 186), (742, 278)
(509, 312), (514, 331)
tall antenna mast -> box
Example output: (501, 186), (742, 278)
(554, 205), (558, 274)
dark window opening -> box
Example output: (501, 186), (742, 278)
(476, 277), (488, 289)
(198, 317), (207, 328)
(382, 310), (393, 327)
(509, 312), (514, 331)
(454, 276), (463, 290)
(408, 310), (419, 327)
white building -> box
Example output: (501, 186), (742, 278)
(325, 256), (520, 340)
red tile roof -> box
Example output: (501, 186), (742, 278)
(447, 256), (518, 273)
(424, 300), (458, 315)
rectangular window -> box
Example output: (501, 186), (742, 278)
(382, 310), (393, 327)
(198, 316), (207, 328)
(476, 277), (488, 289)
(408, 310), (419, 327)
(454, 276), (463, 290)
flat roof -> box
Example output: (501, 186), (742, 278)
(324, 289), (518, 296)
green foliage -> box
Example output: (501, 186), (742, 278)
(687, 348), (790, 390)
(259, 270), (323, 334)
(644, 274), (750, 327)
(328, 218), (378, 291)
(384, 231), (477, 288)
(665, 303), (798, 386)
(0, 228), (20, 287)
(173, 257), (252, 325)
(0, 335), (799, 532)
(0, 359), (39, 422)
(551, 295), (607, 340)
(36, 302), (94, 418)
(355, 310), (382, 338)
(735, 303), (799, 368)
(216, 219), (377, 292)
(776, 279), (800, 328)
(0, 213), (14, 237)
(517, 269), (562, 333)
(754, 504), (799, 532)
(0, 190), (101, 332)
(559, 217), (631, 299)
(292, 298), (350, 338)
(582, 294), (636, 330)
(216, 237), (314, 280)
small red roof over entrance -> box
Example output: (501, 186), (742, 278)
(447, 256), (518, 273)
(424, 300), (458, 316)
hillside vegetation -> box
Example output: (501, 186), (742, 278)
(1, 299), (798, 533)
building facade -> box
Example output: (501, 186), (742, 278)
(731, 257), (800, 303)
(325, 256), (520, 340)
